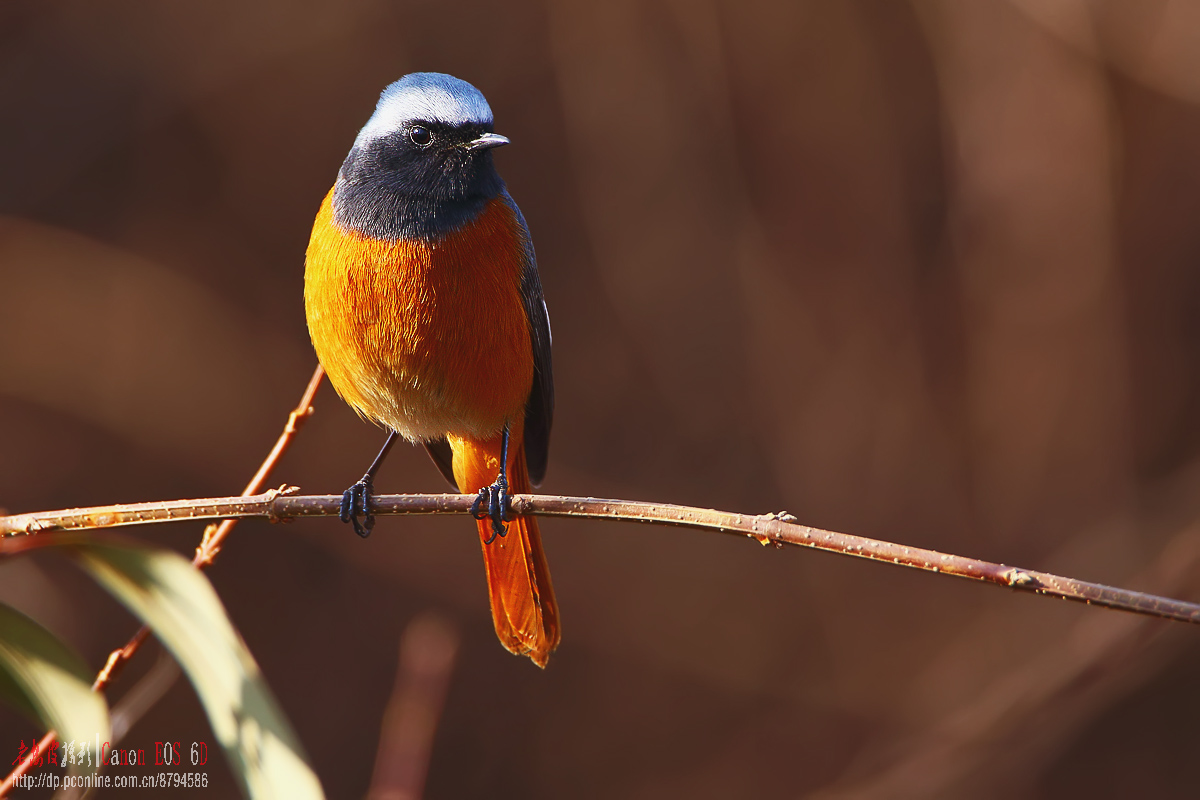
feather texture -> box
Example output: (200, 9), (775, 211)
(306, 189), (533, 441)
(449, 422), (560, 667)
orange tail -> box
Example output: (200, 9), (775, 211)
(448, 427), (560, 668)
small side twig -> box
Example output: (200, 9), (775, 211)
(0, 365), (325, 798)
(90, 365), (324, 693)
(3, 491), (1200, 627)
(194, 364), (325, 567)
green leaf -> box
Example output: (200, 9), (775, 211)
(0, 601), (110, 749)
(66, 540), (324, 800)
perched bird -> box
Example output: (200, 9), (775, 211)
(304, 73), (559, 667)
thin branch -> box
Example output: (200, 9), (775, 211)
(0, 732), (55, 797)
(2, 363), (1197, 797)
(367, 612), (459, 800)
(91, 365), (324, 693)
(0, 365), (325, 799)
(3, 490), (1200, 627)
(194, 364), (325, 568)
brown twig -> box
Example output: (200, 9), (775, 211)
(0, 732), (55, 796)
(367, 613), (459, 800)
(4, 491), (1200, 627)
(3, 364), (1199, 796)
(0, 365), (324, 798)
(194, 364), (325, 568)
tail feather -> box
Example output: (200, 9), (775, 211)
(449, 430), (560, 667)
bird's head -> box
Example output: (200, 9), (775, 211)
(333, 73), (509, 238)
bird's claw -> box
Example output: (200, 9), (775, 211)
(340, 476), (375, 538)
(471, 478), (513, 545)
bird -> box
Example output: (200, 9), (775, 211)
(303, 73), (559, 667)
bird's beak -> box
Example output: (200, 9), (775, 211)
(466, 132), (510, 151)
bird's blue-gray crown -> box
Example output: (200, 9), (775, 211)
(354, 73), (494, 147)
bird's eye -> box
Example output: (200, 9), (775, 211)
(410, 125), (433, 147)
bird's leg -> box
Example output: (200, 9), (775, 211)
(470, 424), (514, 545)
(341, 430), (399, 538)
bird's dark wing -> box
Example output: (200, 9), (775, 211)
(504, 191), (553, 486)
(424, 438), (458, 487)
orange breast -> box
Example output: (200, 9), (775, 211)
(304, 190), (534, 442)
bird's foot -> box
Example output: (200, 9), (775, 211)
(340, 475), (376, 538)
(471, 477), (514, 545)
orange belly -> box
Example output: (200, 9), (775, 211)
(304, 190), (534, 441)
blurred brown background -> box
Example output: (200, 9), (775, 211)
(3, 1), (1200, 797)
